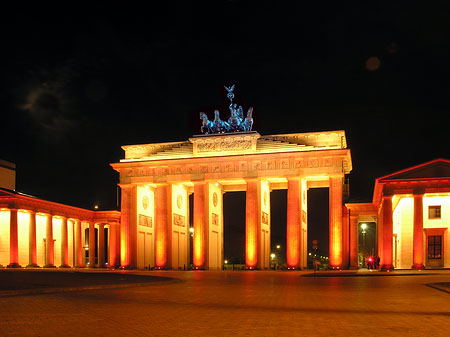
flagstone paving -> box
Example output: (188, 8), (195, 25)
(0, 270), (449, 336)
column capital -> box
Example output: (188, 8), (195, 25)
(413, 187), (425, 196)
(382, 194), (393, 200)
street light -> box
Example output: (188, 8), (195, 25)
(361, 223), (367, 247)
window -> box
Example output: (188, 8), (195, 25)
(428, 205), (441, 219)
(428, 236), (442, 259)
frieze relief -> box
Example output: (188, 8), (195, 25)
(262, 211), (269, 225)
(197, 138), (252, 153)
(174, 214), (185, 227)
(139, 214), (152, 228)
(121, 156), (345, 178)
(212, 213), (219, 226)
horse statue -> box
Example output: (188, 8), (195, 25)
(214, 110), (229, 133)
(200, 112), (215, 134)
(240, 107), (253, 132)
(227, 103), (244, 132)
(199, 85), (255, 134)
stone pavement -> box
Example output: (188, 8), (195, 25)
(0, 269), (449, 336)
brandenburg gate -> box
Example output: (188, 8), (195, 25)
(111, 87), (352, 270)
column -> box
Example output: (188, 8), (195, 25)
(120, 185), (137, 269)
(412, 192), (425, 269)
(286, 178), (300, 269)
(45, 214), (55, 267)
(245, 179), (258, 269)
(193, 183), (206, 269)
(109, 222), (117, 268)
(155, 184), (168, 268)
(27, 211), (38, 267)
(98, 223), (105, 267)
(60, 217), (69, 267)
(74, 220), (83, 267)
(349, 214), (359, 269)
(329, 175), (343, 269)
(8, 209), (20, 268)
(88, 222), (96, 268)
(381, 195), (394, 271)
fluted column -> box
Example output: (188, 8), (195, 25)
(45, 214), (55, 267)
(286, 178), (301, 269)
(193, 183), (206, 269)
(109, 222), (117, 268)
(245, 179), (258, 269)
(381, 195), (394, 271)
(27, 211), (38, 267)
(74, 220), (83, 267)
(98, 223), (105, 267)
(8, 209), (20, 268)
(349, 215), (359, 269)
(60, 217), (69, 267)
(119, 185), (137, 269)
(88, 222), (96, 268)
(155, 184), (168, 269)
(329, 175), (343, 268)
(412, 192), (425, 269)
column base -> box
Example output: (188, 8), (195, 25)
(87, 264), (96, 268)
(59, 264), (71, 268)
(7, 263), (21, 268)
(380, 264), (394, 272)
(26, 263), (39, 268)
(43, 264), (56, 268)
(412, 264), (425, 270)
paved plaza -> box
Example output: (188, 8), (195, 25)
(0, 269), (449, 336)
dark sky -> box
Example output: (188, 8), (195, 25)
(1, 2), (449, 257)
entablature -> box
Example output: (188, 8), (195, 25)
(112, 148), (352, 185)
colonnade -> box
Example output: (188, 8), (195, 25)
(120, 173), (347, 270)
(379, 191), (425, 271)
(5, 208), (119, 269)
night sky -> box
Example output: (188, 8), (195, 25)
(1, 2), (449, 259)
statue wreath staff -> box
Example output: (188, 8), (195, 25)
(199, 84), (254, 134)
(224, 84), (235, 104)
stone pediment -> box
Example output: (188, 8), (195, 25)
(189, 131), (260, 156)
(378, 159), (450, 182)
(120, 130), (348, 162)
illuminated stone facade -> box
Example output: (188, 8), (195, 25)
(0, 189), (120, 268)
(112, 130), (353, 270)
(346, 159), (450, 270)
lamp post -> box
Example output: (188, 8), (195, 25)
(361, 223), (367, 247)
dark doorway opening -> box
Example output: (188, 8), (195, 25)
(270, 189), (287, 265)
(307, 188), (329, 268)
(223, 191), (246, 265)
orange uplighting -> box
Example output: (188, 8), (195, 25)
(193, 184), (205, 268)
(381, 196), (393, 270)
(286, 179), (300, 268)
(329, 176), (343, 268)
(245, 180), (258, 268)
(155, 185), (168, 268)
(120, 232), (127, 267)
